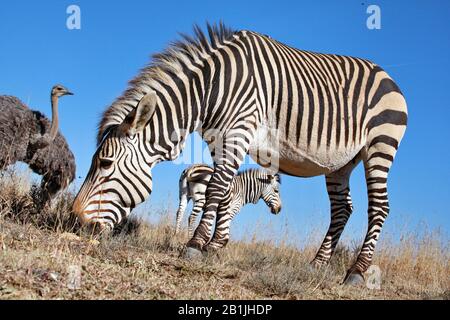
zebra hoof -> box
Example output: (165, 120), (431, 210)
(202, 245), (221, 258)
(183, 246), (203, 260)
(343, 271), (365, 286)
(307, 263), (320, 273)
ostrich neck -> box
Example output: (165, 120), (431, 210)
(49, 95), (59, 140)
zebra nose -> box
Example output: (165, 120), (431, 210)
(83, 219), (112, 235)
(97, 221), (112, 233)
(271, 205), (281, 214)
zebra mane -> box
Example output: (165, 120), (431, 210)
(97, 22), (238, 145)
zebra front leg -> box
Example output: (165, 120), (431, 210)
(185, 163), (239, 255)
(187, 199), (205, 238)
(312, 156), (360, 266)
(185, 113), (258, 257)
(203, 191), (234, 251)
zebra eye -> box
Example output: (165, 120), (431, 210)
(99, 158), (114, 169)
(128, 133), (137, 140)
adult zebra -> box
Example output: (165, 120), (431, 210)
(73, 23), (407, 284)
(175, 164), (282, 237)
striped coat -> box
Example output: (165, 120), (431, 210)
(73, 24), (407, 284)
(175, 164), (282, 238)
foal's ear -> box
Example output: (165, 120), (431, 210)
(123, 92), (158, 135)
(274, 173), (281, 184)
(268, 173), (281, 184)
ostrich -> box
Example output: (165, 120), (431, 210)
(0, 85), (76, 203)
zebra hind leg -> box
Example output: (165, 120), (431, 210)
(175, 171), (189, 235)
(312, 155), (360, 268)
(175, 195), (188, 235)
(344, 138), (400, 285)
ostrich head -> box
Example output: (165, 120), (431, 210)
(49, 84), (73, 141)
(51, 84), (73, 98)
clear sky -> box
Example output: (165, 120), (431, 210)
(1, 1), (449, 244)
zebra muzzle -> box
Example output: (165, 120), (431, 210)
(270, 205), (281, 214)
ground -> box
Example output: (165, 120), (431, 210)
(0, 169), (448, 300)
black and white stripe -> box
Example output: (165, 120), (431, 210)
(175, 164), (281, 241)
(73, 23), (407, 283)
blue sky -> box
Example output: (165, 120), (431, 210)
(1, 1), (449, 244)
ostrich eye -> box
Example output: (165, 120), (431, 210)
(99, 158), (114, 169)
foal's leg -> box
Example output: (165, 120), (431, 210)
(187, 198), (206, 238)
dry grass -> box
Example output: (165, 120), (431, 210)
(0, 168), (448, 300)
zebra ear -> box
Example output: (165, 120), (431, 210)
(127, 92), (157, 135)
(267, 173), (280, 184)
(274, 173), (281, 184)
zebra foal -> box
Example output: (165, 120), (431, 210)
(175, 164), (282, 239)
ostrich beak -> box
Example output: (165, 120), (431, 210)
(65, 91), (74, 96)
